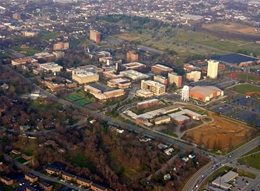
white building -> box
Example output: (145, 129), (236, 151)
(186, 71), (201, 82)
(39, 62), (62, 73)
(207, 60), (219, 79)
(181, 85), (189, 101)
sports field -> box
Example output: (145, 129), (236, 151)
(231, 84), (260, 95)
(228, 72), (260, 83)
(74, 99), (92, 106)
(65, 93), (85, 101)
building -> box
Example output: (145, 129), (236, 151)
(21, 31), (38, 37)
(120, 70), (149, 80)
(172, 115), (190, 125)
(39, 182), (53, 191)
(181, 85), (189, 102)
(136, 99), (159, 110)
(25, 173), (38, 183)
(212, 171), (238, 190)
(141, 80), (166, 96)
(45, 166), (61, 175)
(72, 68), (99, 84)
(183, 64), (200, 71)
(53, 51), (65, 59)
(103, 70), (124, 79)
(189, 86), (224, 102)
(186, 71), (201, 82)
(90, 183), (108, 191)
(61, 171), (76, 181)
(40, 62), (63, 73)
(168, 72), (182, 87)
(90, 30), (101, 43)
(11, 57), (32, 66)
(154, 116), (171, 125)
(53, 42), (69, 50)
(154, 75), (168, 85)
(34, 52), (55, 61)
(13, 13), (21, 20)
(107, 78), (131, 88)
(76, 177), (92, 188)
(207, 60), (219, 79)
(122, 62), (146, 71)
(84, 85), (125, 100)
(136, 89), (154, 97)
(126, 51), (139, 62)
(0, 176), (13, 185)
(151, 64), (173, 76)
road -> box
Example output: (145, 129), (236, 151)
(183, 136), (260, 191)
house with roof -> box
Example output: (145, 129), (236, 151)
(39, 181), (53, 191)
(76, 177), (92, 187)
(91, 183), (108, 191)
(45, 166), (61, 175)
(25, 173), (38, 183)
(0, 176), (13, 185)
(61, 171), (76, 181)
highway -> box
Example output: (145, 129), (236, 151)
(5, 65), (260, 191)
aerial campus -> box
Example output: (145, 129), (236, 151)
(1, 0), (260, 191)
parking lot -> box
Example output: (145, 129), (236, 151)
(232, 110), (260, 125)
(231, 176), (252, 191)
(231, 96), (255, 107)
(210, 104), (236, 116)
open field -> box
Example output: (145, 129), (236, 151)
(230, 84), (260, 95)
(202, 22), (260, 36)
(238, 146), (260, 170)
(227, 72), (260, 83)
(74, 99), (92, 106)
(40, 32), (60, 40)
(65, 93), (85, 101)
(184, 112), (256, 150)
(12, 46), (39, 56)
(115, 27), (260, 63)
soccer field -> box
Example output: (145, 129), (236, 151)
(231, 84), (260, 94)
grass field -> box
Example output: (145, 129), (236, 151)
(238, 146), (260, 170)
(74, 99), (92, 106)
(65, 93), (85, 101)
(202, 22), (260, 36)
(234, 73), (260, 82)
(12, 46), (40, 56)
(231, 84), (260, 94)
(41, 32), (60, 40)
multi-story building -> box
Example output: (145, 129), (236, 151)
(21, 31), (38, 37)
(13, 13), (21, 20)
(168, 72), (182, 87)
(141, 80), (166, 96)
(136, 99), (159, 110)
(53, 42), (69, 50)
(11, 57), (32, 66)
(207, 60), (219, 79)
(126, 51), (138, 62)
(72, 69), (99, 84)
(122, 62), (146, 71)
(153, 75), (168, 85)
(0, 176), (13, 185)
(107, 78), (131, 88)
(39, 62), (63, 73)
(25, 174), (38, 183)
(151, 64), (173, 76)
(84, 85), (125, 100)
(186, 71), (201, 82)
(90, 30), (101, 43)
(120, 70), (149, 81)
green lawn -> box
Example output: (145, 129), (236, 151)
(231, 84), (260, 94)
(11, 46), (40, 56)
(238, 146), (260, 170)
(235, 73), (260, 82)
(41, 32), (60, 40)
(29, 98), (62, 110)
(65, 93), (85, 101)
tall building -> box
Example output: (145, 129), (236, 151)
(90, 30), (101, 43)
(181, 85), (189, 102)
(53, 42), (69, 50)
(13, 13), (21, 20)
(126, 51), (138, 62)
(186, 71), (201, 82)
(207, 60), (219, 79)
(168, 72), (182, 87)
(151, 64), (173, 76)
(141, 80), (166, 96)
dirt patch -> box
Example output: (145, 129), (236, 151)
(183, 112), (256, 150)
(246, 92), (260, 96)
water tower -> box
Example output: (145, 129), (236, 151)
(181, 85), (189, 102)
